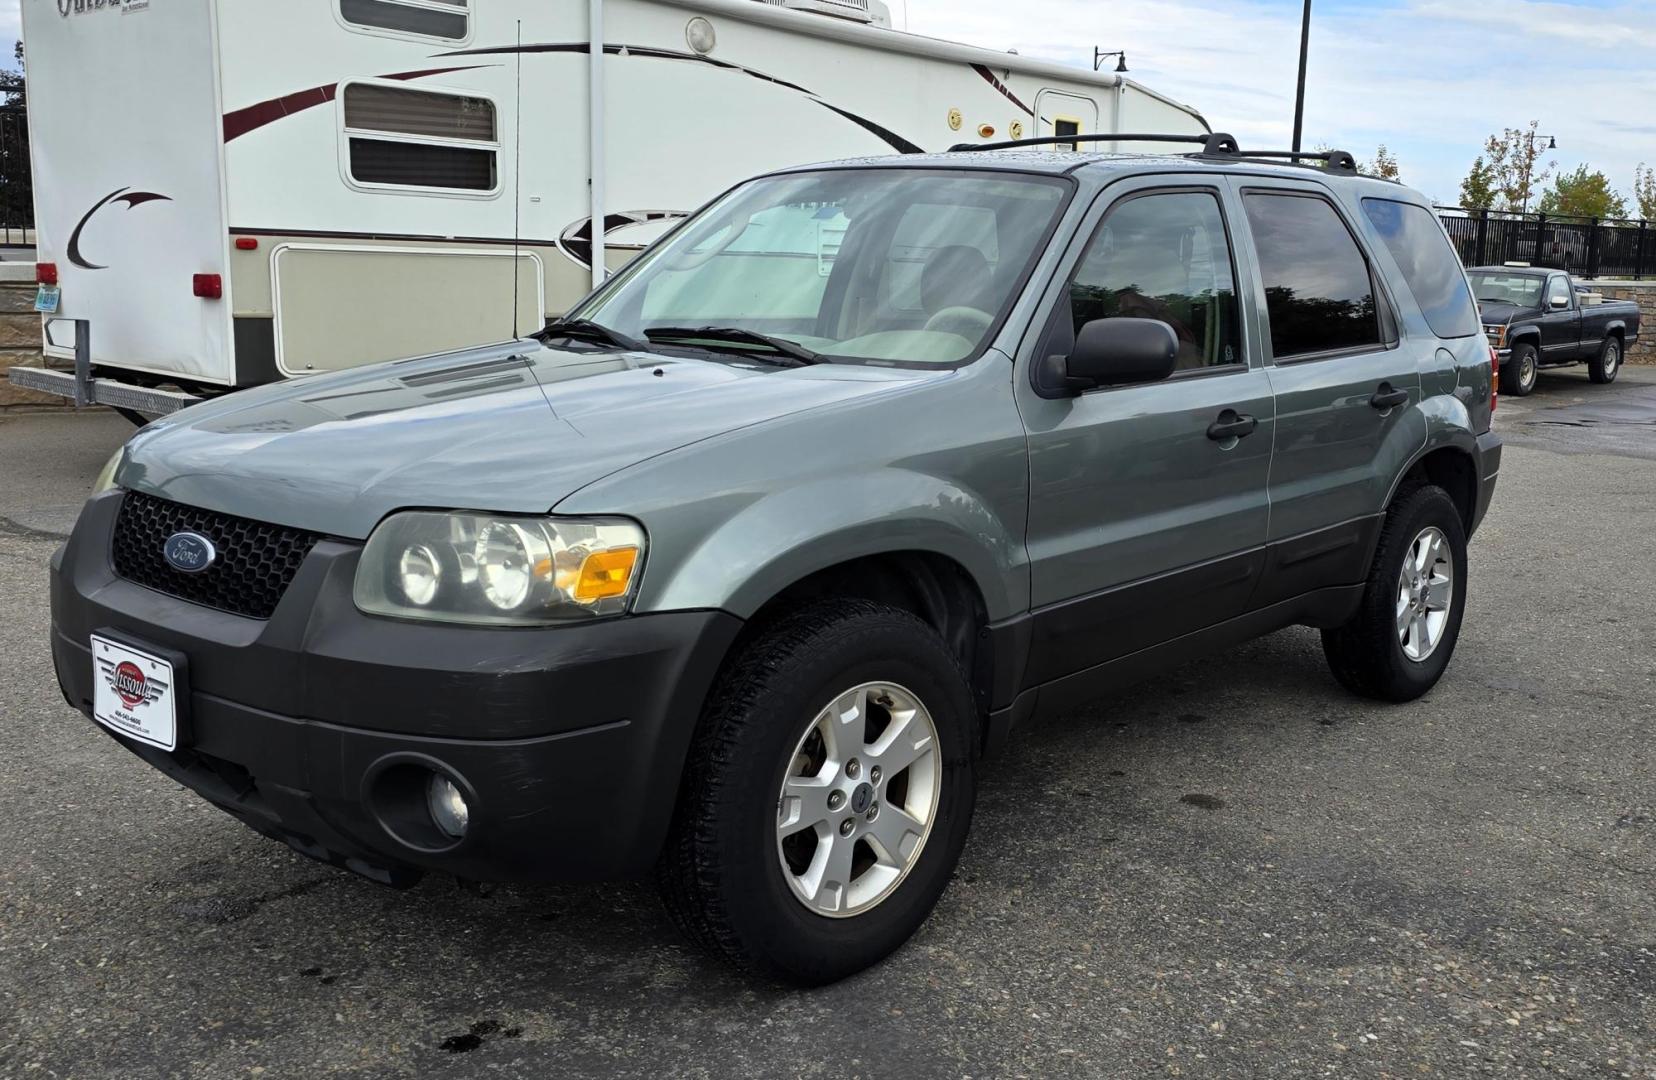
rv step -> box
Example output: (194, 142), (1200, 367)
(7, 366), (202, 416)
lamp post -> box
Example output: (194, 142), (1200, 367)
(1519, 131), (1557, 217)
(1290, 0), (1311, 158)
(1093, 49), (1128, 73)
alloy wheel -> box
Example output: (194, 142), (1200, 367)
(1396, 526), (1454, 662)
(775, 682), (941, 918)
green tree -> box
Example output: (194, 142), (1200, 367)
(1537, 165), (1628, 220)
(1460, 122), (1554, 212)
(0, 43), (23, 107)
(1635, 164), (1656, 221)
(1362, 144), (1400, 182)
(1459, 156), (1498, 209)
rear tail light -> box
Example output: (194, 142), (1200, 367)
(36, 262), (58, 286)
(1490, 346), (1499, 415)
(193, 273), (223, 300)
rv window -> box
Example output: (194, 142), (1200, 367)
(1053, 117), (1082, 152)
(340, 0), (468, 41)
(343, 83), (498, 193)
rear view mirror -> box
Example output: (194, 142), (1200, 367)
(1041, 318), (1179, 396)
(1549, 294), (1568, 310)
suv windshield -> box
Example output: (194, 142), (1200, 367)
(574, 169), (1070, 366)
(1468, 271), (1544, 308)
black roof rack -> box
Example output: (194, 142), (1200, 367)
(947, 131), (1358, 176)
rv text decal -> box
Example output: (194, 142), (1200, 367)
(58, 0), (147, 16)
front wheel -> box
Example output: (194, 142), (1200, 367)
(1322, 485), (1469, 702)
(657, 600), (977, 985)
(1588, 336), (1622, 384)
(1501, 342), (1539, 396)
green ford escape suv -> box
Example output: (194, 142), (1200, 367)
(52, 136), (1501, 984)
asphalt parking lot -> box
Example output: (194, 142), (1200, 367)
(2, 367), (1654, 1079)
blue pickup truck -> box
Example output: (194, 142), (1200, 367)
(1470, 265), (1641, 396)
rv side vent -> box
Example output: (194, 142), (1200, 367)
(755, 0), (893, 28)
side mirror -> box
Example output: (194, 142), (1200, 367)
(1549, 294), (1569, 310)
(1042, 318), (1179, 396)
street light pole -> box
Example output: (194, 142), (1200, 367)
(1518, 129), (1557, 217)
(1290, 0), (1312, 159)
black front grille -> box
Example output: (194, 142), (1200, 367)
(111, 492), (322, 619)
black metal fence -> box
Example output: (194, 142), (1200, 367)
(0, 105), (31, 245)
(1436, 206), (1655, 281)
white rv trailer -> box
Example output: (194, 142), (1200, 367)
(13, 0), (1209, 415)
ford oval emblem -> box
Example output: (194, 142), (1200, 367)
(162, 531), (217, 574)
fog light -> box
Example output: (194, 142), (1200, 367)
(427, 775), (470, 839)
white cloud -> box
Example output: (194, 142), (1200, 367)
(906, 0), (1656, 210)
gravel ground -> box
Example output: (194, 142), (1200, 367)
(1, 367), (1653, 1079)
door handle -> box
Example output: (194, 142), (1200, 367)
(1207, 409), (1258, 442)
(1370, 383), (1410, 410)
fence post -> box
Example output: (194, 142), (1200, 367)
(1535, 213), (1549, 267)
(1475, 208), (1489, 265)
(1638, 221), (1648, 281)
(1586, 218), (1600, 279)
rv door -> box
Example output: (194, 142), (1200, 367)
(24, 0), (233, 386)
(1036, 90), (1100, 151)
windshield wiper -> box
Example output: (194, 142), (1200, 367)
(536, 318), (646, 352)
(644, 326), (821, 366)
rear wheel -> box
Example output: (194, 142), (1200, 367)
(1322, 485), (1468, 702)
(1501, 342), (1539, 397)
(657, 600), (977, 985)
(1588, 336), (1622, 384)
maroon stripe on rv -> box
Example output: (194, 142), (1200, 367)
(222, 66), (489, 143)
(971, 64), (1034, 117)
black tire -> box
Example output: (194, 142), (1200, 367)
(1501, 342), (1539, 397)
(1588, 335), (1622, 384)
(657, 600), (977, 985)
(1322, 485), (1469, 703)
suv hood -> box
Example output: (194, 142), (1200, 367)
(118, 341), (944, 538)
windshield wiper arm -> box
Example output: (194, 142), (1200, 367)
(536, 318), (647, 352)
(644, 326), (821, 366)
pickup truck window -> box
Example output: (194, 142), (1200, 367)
(1360, 199), (1480, 339)
(1067, 191), (1242, 371)
(1547, 276), (1572, 308)
(1467, 271), (1544, 307)
(580, 170), (1069, 367)
(1243, 192), (1380, 359)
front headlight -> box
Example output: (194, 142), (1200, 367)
(91, 449), (124, 495)
(1483, 324), (1508, 349)
(354, 511), (646, 626)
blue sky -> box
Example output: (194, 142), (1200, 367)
(906, 0), (1656, 210)
(3, 0), (1651, 210)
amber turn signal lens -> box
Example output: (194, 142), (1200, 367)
(574, 547), (640, 602)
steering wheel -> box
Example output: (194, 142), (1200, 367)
(922, 306), (994, 340)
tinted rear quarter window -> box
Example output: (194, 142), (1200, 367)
(1361, 199), (1480, 338)
(1243, 192), (1380, 359)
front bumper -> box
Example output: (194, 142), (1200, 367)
(50, 492), (742, 886)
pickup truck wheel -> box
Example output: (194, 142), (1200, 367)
(1501, 343), (1539, 396)
(1589, 336), (1622, 384)
(657, 600), (976, 985)
(1321, 485), (1468, 703)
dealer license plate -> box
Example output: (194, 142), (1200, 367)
(91, 635), (178, 751)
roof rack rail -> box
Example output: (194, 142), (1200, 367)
(948, 130), (1359, 176)
(948, 131), (1224, 154)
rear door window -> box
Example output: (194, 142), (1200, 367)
(1361, 199), (1480, 338)
(1242, 192), (1381, 359)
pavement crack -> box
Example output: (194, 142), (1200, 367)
(0, 515), (69, 543)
